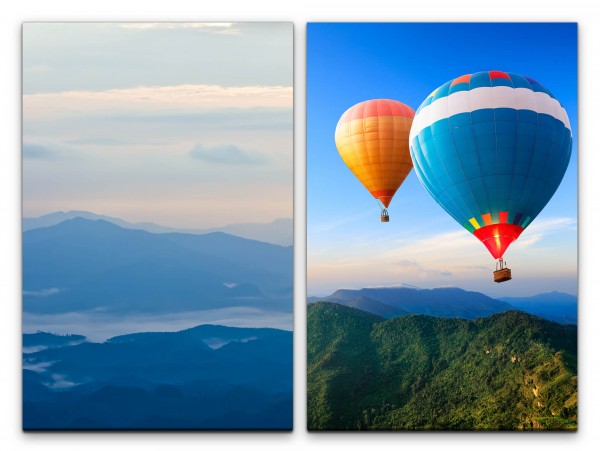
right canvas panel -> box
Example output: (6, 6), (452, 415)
(307, 23), (577, 431)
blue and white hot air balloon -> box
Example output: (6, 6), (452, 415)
(409, 70), (572, 282)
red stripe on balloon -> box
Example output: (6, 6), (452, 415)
(489, 70), (510, 80)
(338, 99), (415, 124)
(370, 189), (398, 208)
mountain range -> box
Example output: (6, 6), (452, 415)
(498, 292), (577, 325)
(307, 302), (577, 431)
(23, 217), (292, 314)
(23, 210), (293, 246)
(309, 286), (577, 324)
(23, 325), (292, 430)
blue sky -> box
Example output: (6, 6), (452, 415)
(307, 23), (577, 298)
(23, 23), (293, 229)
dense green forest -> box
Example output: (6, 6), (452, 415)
(307, 302), (577, 431)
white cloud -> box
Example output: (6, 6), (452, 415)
(23, 308), (293, 342)
(22, 360), (54, 372)
(118, 23), (240, 35)
(23, 84), (293, 121)
(29, 65), (51, 73)
(47, 373), (78, 389)
(521, 217), (577, 234)
(190, 143), (267, 165)
(23, 287), (61, 297)
(394, 259), (453, 278)
(308, 216), (578, 296)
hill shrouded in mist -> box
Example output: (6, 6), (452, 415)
(307, 302), (577, 431)
(23, 218), (292, 315)
(23, 210), (293, 246)
(310, 286), (577, 324)
(23, 325), (292, 430)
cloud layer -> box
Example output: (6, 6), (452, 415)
(23, 23), (293, 229)
(190, 143), (267, 165)
(23, 84), (293, 120)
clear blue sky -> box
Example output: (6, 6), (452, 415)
(307, 23), (577, 298)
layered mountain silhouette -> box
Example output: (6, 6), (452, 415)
(310, 286), (577, 324)
(23, 218), (292, 314)
(498, 292), (577, 325)
(23, 210), (293, 246)
(307, 302), (577, 431)
(23, 332), (86, 352)
(23, 325), (292, 430)
(309, 286), (514, 319)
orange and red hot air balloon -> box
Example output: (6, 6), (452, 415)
(335, 99), (415, 222)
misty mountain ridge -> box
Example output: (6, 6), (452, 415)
(23, 324), (292, 430)
(498, 292), (577, 325)
(310, 286), (514, 320)
(23, 210), (293, 246)
(23, 217), (292, 315)
(310, 286), (577, 324)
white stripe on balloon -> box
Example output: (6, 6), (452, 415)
(409, 86), (571, 145)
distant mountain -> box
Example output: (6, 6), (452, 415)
(23, 332), (86, 353)
(23, 325), (292, 430)
(23, 218), (292, 314)
(498, 292), (577, 325)
(202, 218), (293, 247)
(307, 302), (577, 431)
(23, 210), (293, 246)
(309, 286), (513, 320)
(317, 294), (410, 319)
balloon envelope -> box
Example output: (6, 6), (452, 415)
(335, 99), (415, 208)
(409, 71), (572, 259)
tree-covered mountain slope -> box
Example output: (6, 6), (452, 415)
(307, 302), (577, 431)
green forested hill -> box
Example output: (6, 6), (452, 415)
(307, 302), (577, 431)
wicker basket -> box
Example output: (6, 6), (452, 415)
(493, 268), (512, 283)
(381, 215), (390, 222)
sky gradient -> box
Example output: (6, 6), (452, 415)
(307, 23), (577, 298)
(23, 23), (293, 229)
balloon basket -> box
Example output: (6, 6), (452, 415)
(380, 208), (389, 222)
(493, 268), (512, 283)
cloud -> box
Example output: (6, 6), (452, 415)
(503, 217), (577, 250)
(23, 143), (61, 160)
(23, 84), (293, 121)
(23, 288), (61, 296)
(118, 23), (241, 35)
(47, 373), (78, 389)
(395, 259), (452, 278)
(189, 143), (267, 165)
(29, 65), (51, 73)
(520, 217), (576, 235)
(66, 137), (127, 146)
(22, 360), (54, 372)
(23, 308), (293, 342)
(308, 213), (578, 297)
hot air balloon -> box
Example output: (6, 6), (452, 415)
(409, 71), (572, 282)
(335, 99), (415, 222)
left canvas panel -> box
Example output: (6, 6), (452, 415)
(22, 22), (293, 430)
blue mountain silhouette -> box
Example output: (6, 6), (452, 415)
(23, 326), (292, 430)
(23, 218), (293, 314)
